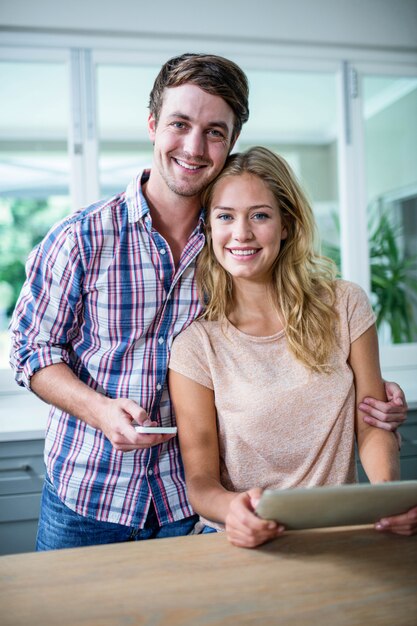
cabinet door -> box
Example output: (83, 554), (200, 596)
(0, 440), (45, 555)
(0, 440), (45, 496)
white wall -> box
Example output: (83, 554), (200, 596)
(0, 0), (416, 52)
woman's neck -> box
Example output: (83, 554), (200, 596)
(227, 280), (284, 336)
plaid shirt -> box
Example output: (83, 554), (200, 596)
(9, 170), (205, 527)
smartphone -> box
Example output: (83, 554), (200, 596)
(134, 426), (177, 434)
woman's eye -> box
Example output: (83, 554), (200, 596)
(217, 214), (233, 221)
(252, 212), (269, 220)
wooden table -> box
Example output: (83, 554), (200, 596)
(0, 527), (416, 626)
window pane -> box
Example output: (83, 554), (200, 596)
(97, 64), (158, 196)
(240, 69), (340, 263)
(0, 61), (71, 368)
(363, 75), (417, 344)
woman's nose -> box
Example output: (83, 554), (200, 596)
(233, 219), (254, 241)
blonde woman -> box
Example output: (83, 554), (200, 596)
(168, 146), (417, 548)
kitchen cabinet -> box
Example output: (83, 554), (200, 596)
(0, 411), (416, 556)
(0, 439), (45, 555)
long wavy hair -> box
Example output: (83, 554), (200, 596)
(197, 146), (339, 373)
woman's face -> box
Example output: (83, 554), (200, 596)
(209, 172), (287, 284)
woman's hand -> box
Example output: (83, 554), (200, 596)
(375, 505), (417, 536)
(225, 488), (285, 548)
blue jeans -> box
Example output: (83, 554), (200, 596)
(36, 473), (201, 551)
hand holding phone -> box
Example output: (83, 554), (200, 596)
(134, 425), (177, 435)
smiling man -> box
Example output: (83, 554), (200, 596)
(9, 53), (407, 551)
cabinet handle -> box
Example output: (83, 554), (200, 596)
(0, 464), (32, 472)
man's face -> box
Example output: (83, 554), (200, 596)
(148, 83), (236, 199)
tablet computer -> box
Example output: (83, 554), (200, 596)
(255, 480), (417, 530)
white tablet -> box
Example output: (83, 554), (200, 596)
(255, 480), (417, 530)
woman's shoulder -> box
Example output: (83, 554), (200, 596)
(172, 319), (223, 348)
(333, 279), (370, 304)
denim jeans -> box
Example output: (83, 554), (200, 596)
(36, 473), (201, 551)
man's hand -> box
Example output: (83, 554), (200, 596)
(96, 397), (176, 452)
(375, 506), (417, 536)
(359, 380), (407, 432)
(30, 363), (175, 453)
(225, 488), (285, 548)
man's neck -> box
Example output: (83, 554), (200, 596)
(142, 179), (202, 267)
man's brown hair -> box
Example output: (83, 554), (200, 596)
(149, 53), (249, 142)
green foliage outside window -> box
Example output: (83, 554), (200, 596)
(0, 197), (70, 321)
(322, 211), (417, 344)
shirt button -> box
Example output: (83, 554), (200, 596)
(156, 383), (162, 391)
(148, 469), (153, 476)
(158, 337), (165, 344)
(160, 248), (166, 255)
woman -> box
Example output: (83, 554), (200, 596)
(168, 146), (416, 547)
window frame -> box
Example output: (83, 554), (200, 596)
(1, 36), (416, 406)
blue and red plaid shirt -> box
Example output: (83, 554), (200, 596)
(10, 170), (205, 527)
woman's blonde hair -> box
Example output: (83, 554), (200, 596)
(197, 146), (338, 373)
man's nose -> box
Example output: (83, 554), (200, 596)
(182, 129), (205, 159)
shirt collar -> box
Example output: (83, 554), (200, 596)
(125, 169), (205, 232)
(125, 169), (151, 224)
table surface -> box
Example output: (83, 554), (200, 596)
(0, 527), (416, 626)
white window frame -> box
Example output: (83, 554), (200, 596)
(1, 34), (416, 407)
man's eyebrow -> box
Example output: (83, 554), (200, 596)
(168, 113), (231, 133)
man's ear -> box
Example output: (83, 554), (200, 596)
(229, 131), (240, 155)
(148, 113), (157, 142)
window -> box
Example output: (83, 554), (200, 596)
(96, 63), (158, 196)
(363, 74), (417, 345)
(1, 42), (416, 402)
(240, 69), (339, 255)
(0, 58), (70, 370)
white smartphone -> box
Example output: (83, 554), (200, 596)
(134, 426), (177, 435)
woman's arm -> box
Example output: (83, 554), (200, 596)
(169, 369), (284, 547)
(350, 329), (417, 535)
(168, 369), (234, 522)
(349, 325), (400, 482)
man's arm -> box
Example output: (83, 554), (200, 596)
(31, 363), (174, 451)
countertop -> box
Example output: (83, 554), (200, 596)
(0, 528), (416, 626)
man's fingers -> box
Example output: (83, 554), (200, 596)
(119, 398), (149, 424)
(362, 415), (402, 431)
(359, 401), (406, 423)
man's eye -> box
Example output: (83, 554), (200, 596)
(171, 122), (186, 129)
(208, 129), (225, 139)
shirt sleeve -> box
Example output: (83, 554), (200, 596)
(169, 323), (214, 390)
(9, 217), (84, 390)
(338, 280), (376, 344)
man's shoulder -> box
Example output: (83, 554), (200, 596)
(72, 192), (127, 227)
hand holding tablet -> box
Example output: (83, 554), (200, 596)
(255, 480), (417, 530)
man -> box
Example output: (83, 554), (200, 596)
(10, 53), (408, 550)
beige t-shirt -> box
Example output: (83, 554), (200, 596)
(169, 280), (376, 495)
